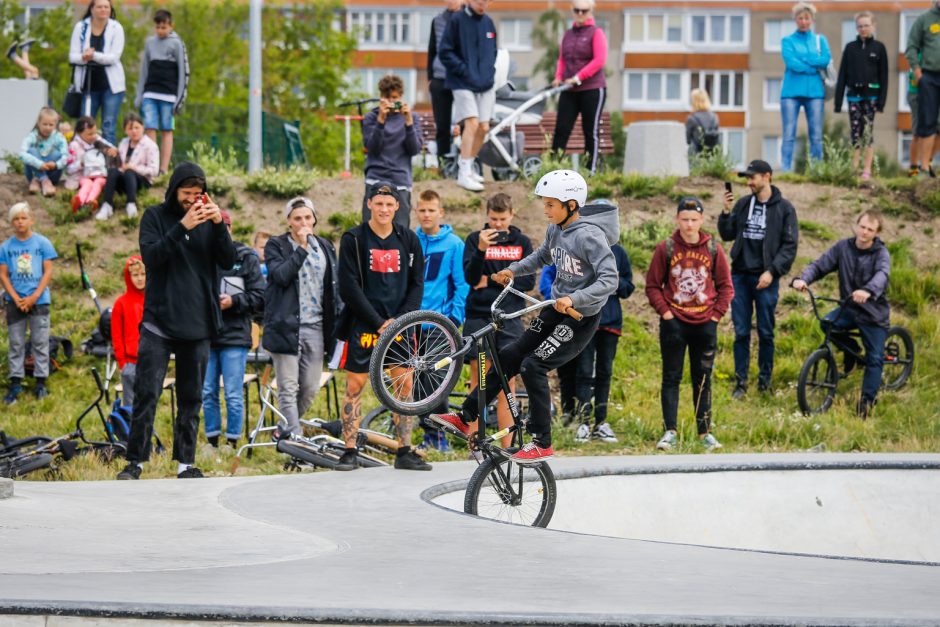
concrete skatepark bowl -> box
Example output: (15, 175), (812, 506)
(1, 453), (939, 626)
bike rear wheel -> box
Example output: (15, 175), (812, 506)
(797, 348), (839, 415)
(276, 440), (338, 470)
(464, 454), (556, 528)
(369, 310), (464, 416)
(882, 326), (914, 391)
(0, 453), (54, 479)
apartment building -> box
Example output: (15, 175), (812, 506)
(345, 0), (932, 168)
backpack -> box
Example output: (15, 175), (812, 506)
(692, 112), (721, 150)
(24, 335), (74, 375)
(664, 236), (719, 267)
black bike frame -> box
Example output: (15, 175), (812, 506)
(470, 329), (523, 450)
(808, 289), (867, 363)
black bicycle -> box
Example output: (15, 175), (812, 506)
(796, 286), (914, 415)
(368, 279), (580, 527)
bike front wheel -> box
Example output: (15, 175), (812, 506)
(369, 310), (464, 416)
(464, 455), (557, 528)
(797, 348), (839, 415)
(882, 326), (914, 391)
(0, 453), (54, 479)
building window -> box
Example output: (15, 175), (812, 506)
(899, 132), (913, 165)
(625, 13), (683, 46)
(348, 68), (417, 103)
(764, 19), (790, 53)
(623, 71), (685, 108)
(900, 12), (921, 53)
(500, 18), (532, 51)
(722, 129), (746, 167)
(762, 135), (782, 169)
(841, 19), (857, 52)
(347, 11), (414, 46)
(689, 14), (747, 46)
(764, 78), (782, 111)
(690, 71), (745, 110)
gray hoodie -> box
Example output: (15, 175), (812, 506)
(135, 31), (189, 109)
(509, 219), (617, 316)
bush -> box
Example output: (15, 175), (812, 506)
(621, 218), (673, 270)
(244, 166), (318, 198)
(2, 151), (24, 175)
(806, 137), (857, 187)
(690, 146), (734, 180)
(185, 142), (242, 196)
(887, 239), (940, 314)
(798, 220), (837, 241)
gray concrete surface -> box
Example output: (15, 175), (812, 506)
(0, 477), (11, 500)
(623, 121), (690, 177)
(1, 453), (939, 626)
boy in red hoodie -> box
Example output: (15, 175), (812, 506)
(646, 197), (733, 452)
(111, 256), (146, 408)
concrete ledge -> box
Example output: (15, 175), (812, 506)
(0, 477), (11, 500)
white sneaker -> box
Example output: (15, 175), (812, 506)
(471, 170), (484, 183)
(591, 422), (618, 443)
(457, 171), (484, 192)
(95, 202), (113, 221)
(125, 202), (138, 218)
(701, 433), (723, 451)
(574, 423), (590, 442)
(656, 430), (678, 450)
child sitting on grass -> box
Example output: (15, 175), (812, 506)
(65, 116), (117, 214)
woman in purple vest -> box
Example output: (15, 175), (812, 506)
(551, 0), (608, 174)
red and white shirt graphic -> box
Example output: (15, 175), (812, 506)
(485, 246), (523, 261)
(370, 249), (401, 273)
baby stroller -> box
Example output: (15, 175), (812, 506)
(478, 83), (570, 181)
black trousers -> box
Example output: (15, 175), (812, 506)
(103, 167), (149, 204)
(551, 87), (607, 174)
(558, 329), (619, 425)
(659, 318), (717, 435)
(126, 328), (210, 464)
(462, 308), (599, 447)
(429, 78), (454, 157)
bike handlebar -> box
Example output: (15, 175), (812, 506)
(793, 283), (851, 322)
(489, 276), (583, 321)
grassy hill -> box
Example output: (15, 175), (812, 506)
(2, 167), (939, 481)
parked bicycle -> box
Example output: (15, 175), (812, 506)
(369, 279), (579, 527)
(796, 286), (914, 415)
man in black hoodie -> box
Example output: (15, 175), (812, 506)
(117, 161), (236, 480)
(720, 160), (799, 398)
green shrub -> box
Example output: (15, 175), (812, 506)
(916, 184), (940, 216)
(798, 220), (837, 241)
(621, 218), (673, 270)
(887, 239), (940, 313)
(185, 141), (242, 196)
(806, 137), (857, 187)
(244, 166), (317, 198)
(690, 146), (734, 180)
(2, 151), (25, 175)
(327, 210), (360, 234)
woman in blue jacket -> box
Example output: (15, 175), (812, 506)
(780, 2), (831, 171)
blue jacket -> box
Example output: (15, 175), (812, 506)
(439, 5), (498, 92)
(781, 30), (831, 100)
(417, 224), (469, 325)
(539, 244), (634, 331)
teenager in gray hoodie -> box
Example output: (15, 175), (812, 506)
(431, 170), (617, 464)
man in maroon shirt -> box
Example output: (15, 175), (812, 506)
(646, 197), (734, 452)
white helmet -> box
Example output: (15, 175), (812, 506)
(534, 169), (588, 208)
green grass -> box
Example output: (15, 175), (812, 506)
(798, 220), (837, 241)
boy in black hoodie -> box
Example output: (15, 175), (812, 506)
(461, 193), (533, 448)
(117, 161), (236, 480)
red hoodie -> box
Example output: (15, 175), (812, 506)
(645, 230), (734, 325)
(111, 255), (145, 368)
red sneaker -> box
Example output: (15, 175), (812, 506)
(429, 413), (470, 438)
(70, 195), (82, 213)
(510, 441), (553, 465)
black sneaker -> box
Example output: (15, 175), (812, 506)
(334, 449), (358, 471)
(3, 385), (22, 405)
(34, 384), (49, 400)
(178, 466), (204, 478)
(117, 463), (141, 480)
(226, 438), (239, 449)
(394, 450), (432, 471)
(857, 397), (875, 419)
(757, 380), (771, 393)
(207, 435), (220, 448)
(731, 383), (747, 400)
(5, 41), (18, 60)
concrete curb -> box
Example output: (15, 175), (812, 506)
(0, 477), (11, 500)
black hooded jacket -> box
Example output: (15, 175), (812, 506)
(213, 242), (265, 349)
(138, 161), (237, 340)
(463, 225), (534, 320)
(834, 36), (888, 113)
(718, 185), (799, 279)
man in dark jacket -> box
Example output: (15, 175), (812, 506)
(720, 160), (799, 398)
(793, 210), (891, 417)
(361, 74), (422, 230)
(904, 1), (940, 175)
(427, 0), (462, 163)
(335, 182), (426, 471)
(439, 0), (497, 192)
(263, 197), (339, 437)
(118, 161), (236, 480)
(201, 211), (265, 449)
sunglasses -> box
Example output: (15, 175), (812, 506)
(572, 7), (591, 14)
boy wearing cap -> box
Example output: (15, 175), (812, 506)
(335, 182), (426, 471)
(719, 160), (799, 398)
(201, 211), (265, 449)
(263, 197), (340, 438)
(646, 197), (733, 452)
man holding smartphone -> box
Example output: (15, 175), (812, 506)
(361, 74), (422, 230)
(719, 160), (799, 399)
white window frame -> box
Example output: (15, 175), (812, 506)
(623, 12), (685, 51)
(622, 70), (687, 110)
(762, 135), (782, 169)
(763, 19), (790, 53)
(900, 12), (921, 53)
(347, 10), (417, 50)
(720, 129), (747, 168)
(841, 19), (857, 53)
(687, 13), (749, 50)
(899, 73), (913, 113)
(500, 18), (533, 52)
(899, 131), (913, 166)
(763, 77), (783, 111)
(690, 70), (747, 111)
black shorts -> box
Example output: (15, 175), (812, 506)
(338, 327), (380, 374)
(463, 316), (523, 360)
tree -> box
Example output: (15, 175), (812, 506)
(530, 9), (566, 87)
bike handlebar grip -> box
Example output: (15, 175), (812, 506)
(565, 306), (583, 321)
(91, 367), (103, 391)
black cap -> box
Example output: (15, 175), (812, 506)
(676, 196), (704, 214)
(738, 159), (773, 177)
(366, 181), (399, 202)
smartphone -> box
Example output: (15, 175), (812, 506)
(724, 181), (733, 194)
(199, 193), (210, 205)
(493, 230), (510, 244)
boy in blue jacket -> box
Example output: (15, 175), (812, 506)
(414, 189), (469, 450)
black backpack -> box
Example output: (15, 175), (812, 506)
(692, 112), (721, 150)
